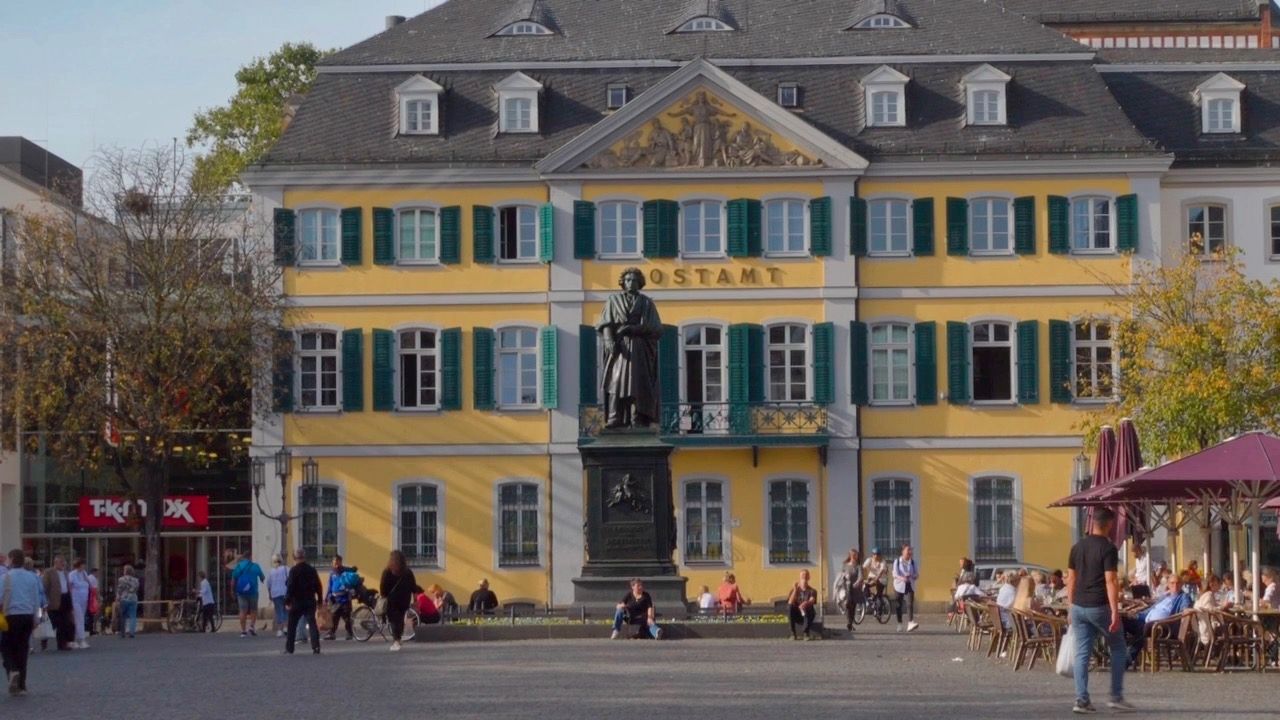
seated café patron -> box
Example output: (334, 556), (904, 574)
(1122, 574), (1193, 665)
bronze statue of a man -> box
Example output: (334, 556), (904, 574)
(597, 267), (662, 428)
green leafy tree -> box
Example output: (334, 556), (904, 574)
(186, 42), (331, 192)
(1082, 252), (1280, 459)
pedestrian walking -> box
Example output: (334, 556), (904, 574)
(41, 556), (72, 651)
(379, 550), (416, 652)
(325, 555), (355, 641)
(283, 549), (322, 655)
(115, 566), (139, 639)
(1066, 507), (1134, 714)
(2, 549), (41, 695)
(67, 560), (91, 649)
(267, 555), (288, 637)
(837, 548), (864, 631)
(893, 544), (919, 632)
(196, 571), (217, 632)
(230, 550), (264, 637)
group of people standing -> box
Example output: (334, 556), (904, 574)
(834, 545), (921, 634)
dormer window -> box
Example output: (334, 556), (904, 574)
(396, 75), (443, 136)
(676, 16), (733, 32)
(857, 14), (910, 28)
(863, 66), (909, 128)
(962, 64), (1011, 127)
(778, 83), (800, 109)
(495, 21), (553, 36)
(847, 0), (915, 30)
(1195, 73), (1244, 134)
(495, 72), (543, 134)
(607, 84), (629, 110)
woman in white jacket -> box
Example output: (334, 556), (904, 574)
(893, 545), (920, 633)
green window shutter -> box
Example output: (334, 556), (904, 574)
(914, 321), (937, 406)
(272, 208), (296, 266)
(372, 329), (395, 411)
(440, 327), (462, 410)
(1116, 193), (1138, 253)
(727, 199), (750, 257)
(643, 201), (660, 257)
(273, 329), (294, 412)
(372, 208), (395, 265)
(728, 324), (764, 403)
(472, 327), (495, 410)
(538, 203), (555, 263)
(1049, 320), (1073, 403)
(341, 329), (364, 412)
(809, 196), (832, 257)
(579, 325), (598, 405)
(340, 207), (362, 266)
(746, 199), (762, 257)
(812, 321), (835, 405)
(727, 324), (753, 433)
(747, 324), (764, 401)
(1013, 196), (1036, 255)
(643, 200), (678, 258)
(659, 324), (680, 406)
(573, 201), (596, 259)
(472, 205), (494, 264)
(1047, 196), (1070, 254)
(540, 326), (558, 409)
(946, 197), (969, 256)
(946, 321), (970, 404)
(912, 198), (935, 256)
(1016, 320), (1039, 404)
(439, 206), (461, 264)
(849, 197), (868, 258)
(850, 321), (869, 406)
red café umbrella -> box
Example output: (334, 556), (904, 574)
(1084, 425), (1117, 533)
(1110, 418), (1144, 545)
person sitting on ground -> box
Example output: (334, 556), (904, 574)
(861, 548), (888, 602)
(428, 584), (459, 621)
(1261, 568), (1278, 610)
(468, 579), (499, 615)
(717, 572), (749, 615)
(413, 585), (441, 624)
(786, 569), (819, 641)
(1122, 572), (1193, 667)
(696, 585), (716, 612)
(610, 578), (662, 640)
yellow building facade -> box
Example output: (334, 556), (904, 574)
(247, 4), (1172, 609)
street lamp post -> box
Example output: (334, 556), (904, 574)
(1073, 452), (1093, 540)
(251, 449), (319, 560)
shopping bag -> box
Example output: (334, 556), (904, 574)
(316, 605), (334, 633)
(1056, 624), (1076, 678)
(35, 613), (56, 641)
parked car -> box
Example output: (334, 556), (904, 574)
(974, 563), (1054, 591)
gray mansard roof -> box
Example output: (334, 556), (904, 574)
(996, 0), (1263, 24)
(321, 0), (1085, 66)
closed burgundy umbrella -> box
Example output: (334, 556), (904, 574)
(1111, 419), (1144, 545)
(1085, 425), (1117, 534)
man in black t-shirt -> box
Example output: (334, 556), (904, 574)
(610, 579), (662, 640)
(283, 549), (323, 655)
(1065, 507), (1134, 714)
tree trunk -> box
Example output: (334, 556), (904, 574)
(141, 464), (167, 617)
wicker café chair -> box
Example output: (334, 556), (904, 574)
(967, 602), (994, 652)
(1217, 614), (1267, 672)
(1008, 609), (1065, 671)
(1140, 610), (1193, 672)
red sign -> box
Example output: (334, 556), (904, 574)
(78, 496), (210, 529)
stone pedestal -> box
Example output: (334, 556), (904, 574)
(571, 431), (688, 617)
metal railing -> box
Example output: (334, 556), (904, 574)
(579, 401), (828, 444)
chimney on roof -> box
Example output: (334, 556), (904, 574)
(386, 15), (406, 30)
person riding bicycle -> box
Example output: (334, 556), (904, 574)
(862, 547), (889, 604)
(324, 555), (356, 641)
(835, 548), (864, 632)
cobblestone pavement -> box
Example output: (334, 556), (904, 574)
(6, 618), (1278, 719)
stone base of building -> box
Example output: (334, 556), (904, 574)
(569, 575), (690, 618)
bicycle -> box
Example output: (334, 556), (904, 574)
(854, 582), (891, 625)
(352, 595), (420, 642)
(167, 589), (222, 633)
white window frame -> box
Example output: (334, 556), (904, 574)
(1185, 201), (1230, 256)
(496, 324), (541, 410)
(765, 321), (811, 402)
(1268, 203), (1280, 260)
(597, 200), (641, 259)
(295, 326), (342, 412)
(606, 83), (629, 110)
(764, 476), (816, 568)
(869, 321), (913, 406)
(395, 206), (441, 264)
(763, 198), (808, 256)
(680, 477), (730, 565)
(863, 66), (909, 128)
(969, 197), (1013, 255)
(1072, 318), (1117, 402)
(856, 14), (911, 29)
(296, 206), (341, 266)
(495, 21), (553, 36)
(395, 325), (442, 411)
(496, 204), (540, 262)
(493, 479), (544, 569)
(1206, 98), (1237, 134)
(868, 197), (912, 257)
(970, 319), (1016, 405)
(675, 16), (733, 32)
(296, 481), (344, 564)
(679, 322), (728, 433)
(1069, 195), (1115, 254)
(1195, 73), (1245, 135)
(777, 83), (800, 108)
(680, 199), (726, 258)
(962, 64), (1011, 127)
(969, 474), (1022, 563)
(393, 480), (444, 569)
(495, 72), (542, 134)
(867, 475), (919, 556)
(396, 75), (443, 136)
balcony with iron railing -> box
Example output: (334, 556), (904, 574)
(579, 401), (829, 448)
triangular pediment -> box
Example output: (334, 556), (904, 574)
(536, 59), (868, 175)
(1195, 72), (1245, 94)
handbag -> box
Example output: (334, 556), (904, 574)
(1056, 624), (1076, 678)
(0, 574), (9, 631)
(88, 586), (100, 615)
(376, 571), (403, 617)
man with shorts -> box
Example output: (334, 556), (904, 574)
(230, 549), (265, 637)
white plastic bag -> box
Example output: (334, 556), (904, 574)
(34, 612), (56, 641)
(1056, 624), (1076, 678)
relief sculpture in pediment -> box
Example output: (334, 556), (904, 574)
(588, 90), (821, 169)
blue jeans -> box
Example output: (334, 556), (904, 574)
(119, 599), (138, 636)
(272, 596), (287, 628)
(1069, 604), (1127, 706)
(612, 609), (659, 639)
